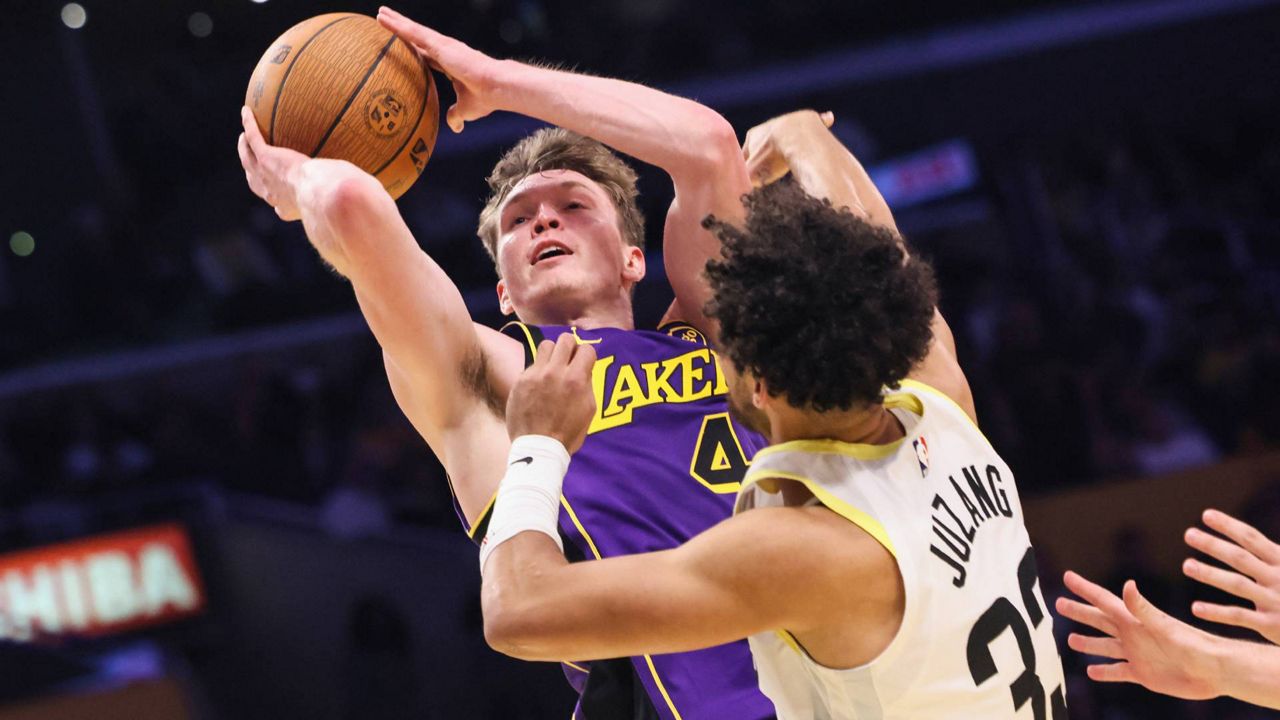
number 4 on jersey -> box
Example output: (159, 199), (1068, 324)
(690, 413), (751, 493)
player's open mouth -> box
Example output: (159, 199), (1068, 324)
(530, 240), (573, 265)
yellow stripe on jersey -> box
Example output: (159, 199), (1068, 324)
(560, 496), (685, 720)
(749, 390), (921, 466)
(501, 320), (542, 360)
(466, 489), (500, 541)
(775, 629), (804, 655)
(740, 468), (897, 559)
(897, 379), (991, 445)
(753, 435), (904, 463)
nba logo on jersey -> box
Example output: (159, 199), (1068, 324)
(913, 436), (930, 477)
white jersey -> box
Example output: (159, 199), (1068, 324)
(734, 380), (1066, 720)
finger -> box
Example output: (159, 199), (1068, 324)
(241, 106), (267, 152)
(1202, 509), (1280, 565)
(377, 8), (447, 58)
(1086, 662), (1138, 685)
(1192, 600), (1262, 631)
(745, 155), (787, 188)
(1183, 557), (1261, 602)
(820, 111), (835, 127)
(1121, 581), (1177, 631)
(1186, 526), (1266, 579)
(549, 333), (576, 366)
(1055, 597), (1119, 636)
(237, 132), (258, 173)
(568, 341), (597, 376)
(533, 340), (555, 367)
(446, 103), (465, 134)
(1063, 571), (1129, 620)
(1068, 632), (1126, 660)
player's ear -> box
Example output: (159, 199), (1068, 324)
(621, 244), (645, 285)
(496, 279), (515, 316)
(752, 376), (769, 409)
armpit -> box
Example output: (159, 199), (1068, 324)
(460, 344), (506, 418)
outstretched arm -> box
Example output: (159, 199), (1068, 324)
(238, 108), (521, 523)
(378, 7), (750, 334)
(1057, 570), (1280, 710)
(742, 110), (975, 422)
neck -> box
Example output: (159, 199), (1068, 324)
(767, 403), (904, 447)
(519, 289), (636, 330)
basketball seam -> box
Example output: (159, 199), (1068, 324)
(311, 34), (397, 158)
(269, 14), (356, 146)
(370, 38), (431, 178)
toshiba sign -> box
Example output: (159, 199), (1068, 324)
(0, 524), (205, 641)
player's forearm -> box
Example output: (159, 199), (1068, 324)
(483, 541), (738, 662)
(778, 130), (898, 233)
(481, 532), (582, 660)
(491, 60), (739, 178)
(1214, 638), (1280, 709)
(291, 158), (388, 276)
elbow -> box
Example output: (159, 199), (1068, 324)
(321, 174), (392, 241)
(482, 599), (544, 661)
(678, 111), (743, 178)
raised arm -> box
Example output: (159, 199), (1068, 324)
(378, 7), (750, 334)
(742, 110), (975, 422)
(238, 108), (521, 522)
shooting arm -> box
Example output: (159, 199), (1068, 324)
(294, 160), (521, 518)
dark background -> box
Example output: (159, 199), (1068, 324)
(1, 0), (1278, 717)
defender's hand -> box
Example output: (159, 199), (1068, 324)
(378, 6), (500, 134)
(1056, 571), (1224, 701)
(1183, 509), (1280, 645)
(741, 109), (835, 188)
(238, 106), (307, 221)
(506, 334), (598, 453)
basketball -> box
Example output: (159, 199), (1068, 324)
(245, 13), (439, 200)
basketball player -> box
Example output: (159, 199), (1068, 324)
(1057, 509), (1280, 709)
(481, 114), (1067, 718)
(239, 8), (778, 717)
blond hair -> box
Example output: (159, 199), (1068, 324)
(477, 128), (645, 274)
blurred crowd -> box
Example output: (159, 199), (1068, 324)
(957, 117), (1280, 489)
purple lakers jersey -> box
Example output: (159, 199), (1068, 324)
(464, 321), (774, 720)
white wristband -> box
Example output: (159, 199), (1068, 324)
(478, 435), (571, 574)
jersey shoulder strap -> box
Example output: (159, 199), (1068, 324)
(656, 320), (709, 347)
(500, 321), (545, 369)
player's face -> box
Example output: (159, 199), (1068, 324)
(722, 360), (772, 438)
(494, 170), (639, 318)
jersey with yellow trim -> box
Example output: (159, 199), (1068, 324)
(480, 321), (774, 720)
(734, 381), (1066, 720)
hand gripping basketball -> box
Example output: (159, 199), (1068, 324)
(378, 6), (499, 134)
(239, 106), (308, 221)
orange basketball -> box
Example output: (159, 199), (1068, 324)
(245, 13), (439, 200)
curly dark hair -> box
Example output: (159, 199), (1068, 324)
(703, 180), (938, 412)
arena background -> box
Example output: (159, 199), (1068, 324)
(1, 0), (1278, 717)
